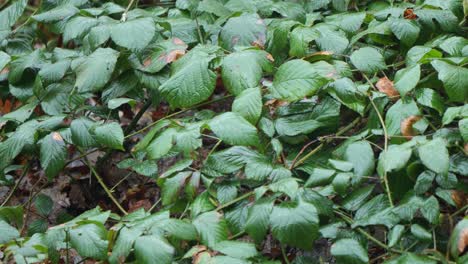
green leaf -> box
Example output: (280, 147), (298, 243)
(377, 144), (412, 175)
(414, 170), (436, 195)
(460, 118), (468, 142)
(162, 171), (191, 206)
(69, 223), (108, 260)
(0, 51), (11, 71)
(289, 26), (319, 57)
(212, 241), (258, 259)
(74, 48), (119, 93)
(389, 18), (420, 47)
(449, 218), (468, 259)
(34, 194), (53, 217)
(111, 18), (156, 51)
(431, 60), (468, 102)
(331, 238), (369, 264)
(269, 59), (329, 101)
(134, 235), (175, 264)
(270, 201), (319, 249)
(160, 58), (216, 108)
(415, 88), (445, 115)
(32, 4), (79, 23)
(133, 160), (158, 177)
(209, 112), (260, 146)
(406, 46), (442, 67)
(220, 13), (267, 51)
(232, 87), (262, 124)
(245, 197), (274, 244)
(328, 78), (367, 115)
(385, 99), (423, 136)
(344, 141), (375, 180)
(107, 98), (136, 109)
(0, 220), (20, 243)
(0, 0), (27, 30)
(388, 225), (405, 247)
(138, 38), (188, 73)
(394, 65), (420, 97)
(193, 211), (229, 247)
(418, 138), (449, 175)
(350, 47), (386, 74)
(421, 196), (439, 224)
(341, 185), (374, 211)
(70, 118), (97, 148)
(40, 132), (67, 179)
(221, 50), (272, 95)
(442, 105), (467, 125)
(410, 224), (432, 242)
(94, 122), (124, 150)
(63, 16), (99, 44)
(146, 128), (177, 160)
(0, 121), (39, 170)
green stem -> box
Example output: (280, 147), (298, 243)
(281, 245), (291, 264)
(334, 210), (404, 254)
(216, 191), (254, 211)
(81, 152), (128, 215)
(1, 164), (30, 207)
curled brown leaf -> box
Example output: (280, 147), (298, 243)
(376, 77), (399, 99)
(401, 115), (422, 139)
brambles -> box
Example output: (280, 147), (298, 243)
(0, 0), (467, 263)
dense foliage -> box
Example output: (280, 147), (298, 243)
(0, 0), (467, 263)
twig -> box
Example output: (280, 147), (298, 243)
(292, 117), (361, 168)
(451, 204), (468, 217)
(1, 164), (30, 207)
(125, 95), (233, 139)
(80, 152), (128, 215)
(289, 139), (320, 169)
(334, 210), (404, 254)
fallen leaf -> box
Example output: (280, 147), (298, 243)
(401, 115), (422, 139)
(376, 77), (399, 98)
(266, 53), (274, 62)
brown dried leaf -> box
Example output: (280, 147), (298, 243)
(452, 190), (467, 208)
(458, 228), (468, 253)
(404, 8), (418, 19)
(266, 53), (274, 62)
(401, 115), (422, 139)
(376, 77), (399, 98)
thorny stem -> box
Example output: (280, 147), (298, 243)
(80, 151), (128, 215)
(1, 164), (30, 207)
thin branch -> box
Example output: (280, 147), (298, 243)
(125, 95), (233, 139)
(124, 100), (152, 135)
(292, 117), (361, 168)
(1, 164), (30, 207)
(216, 191), (254, 211)
(80, 152), (128, 215)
